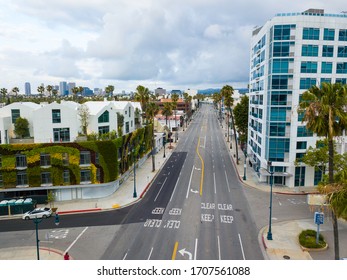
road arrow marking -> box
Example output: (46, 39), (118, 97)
(195, 167), (201, 171)
(191, 189), (199, 194)
(179, 248), (192, 260)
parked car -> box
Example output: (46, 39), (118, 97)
(22, 207), (52, 220)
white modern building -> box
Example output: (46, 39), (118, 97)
(248, 9), (347, 188)
(0, 101), (139, 144)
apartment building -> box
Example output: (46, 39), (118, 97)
(248, 9), (347, 188)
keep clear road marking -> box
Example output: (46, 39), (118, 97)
(64, 227), (88, 255)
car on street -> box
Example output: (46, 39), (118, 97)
(22, 207), (52, 220)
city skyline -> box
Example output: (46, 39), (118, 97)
(1, 1), (347, 93)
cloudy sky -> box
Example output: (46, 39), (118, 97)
(1, 0), (346, 93)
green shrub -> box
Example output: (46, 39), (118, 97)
(299, 229), (326, 249)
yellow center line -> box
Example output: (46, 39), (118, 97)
(172, 241), (179, 260)
(196, 137), (205, 196)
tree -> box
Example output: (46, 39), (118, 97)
(233, 95), (249, 149)
(46, 85), (53, 98)
(78, 104), (90, 135)
(146, 101), (159, 172)
(105, 85), (115, 98)
(171, 93), (179, 140)
(14, 117), (30, 138)
(117, 113), (124, 137)
(298, 82), (347, 260)
(134, 85), (150, 123)
(162, 102), (173, 126)
(71, 87), (79, 100)
(221, 85), (239, 164)
(0, 88), (7, 103)
(37, 85), (45, 97)
(12, 87), (19, 97)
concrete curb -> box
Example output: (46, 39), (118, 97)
(57, 208), (102, 215)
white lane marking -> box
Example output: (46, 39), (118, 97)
(64, 227), (88, 254)
(186, 165), (195, 199)
(148, 247), (153, 260)
(238, 234), (246, 260)
(217, 236), (221, 260)
(123, 252), (128, 260)
(214, 172), (217, 194)
(194, 238), (198, 260)
(224, 170), (231, 192)
(154, 177), (168, 202)
(170, 171), (181, 202)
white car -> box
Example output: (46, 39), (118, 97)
(22, 207), (52, 220)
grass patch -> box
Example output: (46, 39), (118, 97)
(299, 229), (326, 249)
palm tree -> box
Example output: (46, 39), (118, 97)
(105, 85), (115, 98)
(0, 88), (8, 103)
(52, 89), (58, 99)
(46, 85), (53, 98)
(12, 87), (20, 97)
(71, 87), (79, 101)
(37, 85), (45, 97)
(146, 101), (159, 172)
(162, 102), (173, 127)
(221, 85), (238, 164)
(298, 82), (347, 260)
(172, 93), (179, 141)
(134, 85), (150, 123)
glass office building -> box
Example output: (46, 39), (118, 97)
(248, 9), (347, 188)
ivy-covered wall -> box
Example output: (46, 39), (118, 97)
(0, 125), (153, 189)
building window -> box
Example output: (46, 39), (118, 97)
(62, 153), (69, 166)
(296, 153), (305, 162)
(337, 63), (347, 74)
(41, 172), (52, 185)
(95, 152), (99, 165)
(80, 170), (91, 183)
(98, 126), (109, 135)
(98, 110), (109, 123)
(321, 78), (332, 84)
(11, 109), (20, 124)
(336, 78), (347, 85)
(272, 59), (291, 73)
(270, 124), (286, 136)
(322, 45), (334, 57)
(0, 173), (3, 187)
(273, 25), (294, 40)
(129, 107), (131, 118)
(338, 46), (347, 57)
(40, 153), (51, 167)
(80, 151), (91, 165)
(17, 171), (28, 186)
(0, 155), (2, 168)
(296, 141), (307, 149)
(53, 128), (70, 142)
(295, 166), (306, 187)
(321, 62), (332, 74)
(300, 78), (316, 90)
(324, 28), (335, 40)
(302, 45), (319, 56)
(338, 29), (347, 41)
(52, 109), (61, 123)
(297, 126), (313, 137)
(303, 27), (319, 40)
(268, 138), (290, 162)
(125, 122), (130, 133)
(273, 42), (292, 57)
(63, 170), (70, 184)
(16, 154), (27, 168)
(301, 61), (317, 73)
(269, 107), (288, 121)
(271, 75), (290, 89)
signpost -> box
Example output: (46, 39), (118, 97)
(314, 212), (324, 244)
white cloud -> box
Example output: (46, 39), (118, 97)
(1, 0), (347, 92)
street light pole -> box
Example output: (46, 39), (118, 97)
(163, 134), (166, 158)
(243, 149), (247, 180)
(267, 161), (274, 240)
(34, 217), (42, 260)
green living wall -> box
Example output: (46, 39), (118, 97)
(0, 125), (152, 189)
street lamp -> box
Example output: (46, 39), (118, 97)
(34, 213), (59, 260)
(243, 148), (247, 180)
(163, 133), (166, 158)
(267, 161), (274, 240)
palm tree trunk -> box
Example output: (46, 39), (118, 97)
(328, 138), (339, 260)
(152, 124), (156, 172)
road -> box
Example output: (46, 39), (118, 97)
(0, 104), (263, 260)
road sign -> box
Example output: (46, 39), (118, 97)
(314, 212), (324, 225)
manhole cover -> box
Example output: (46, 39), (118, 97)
(283, 255), (290, 260)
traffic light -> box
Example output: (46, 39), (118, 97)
(54, 213), (60, 226)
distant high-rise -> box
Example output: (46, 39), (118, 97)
(25, 82), (31, 95)
(59, 81), (68, 96)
